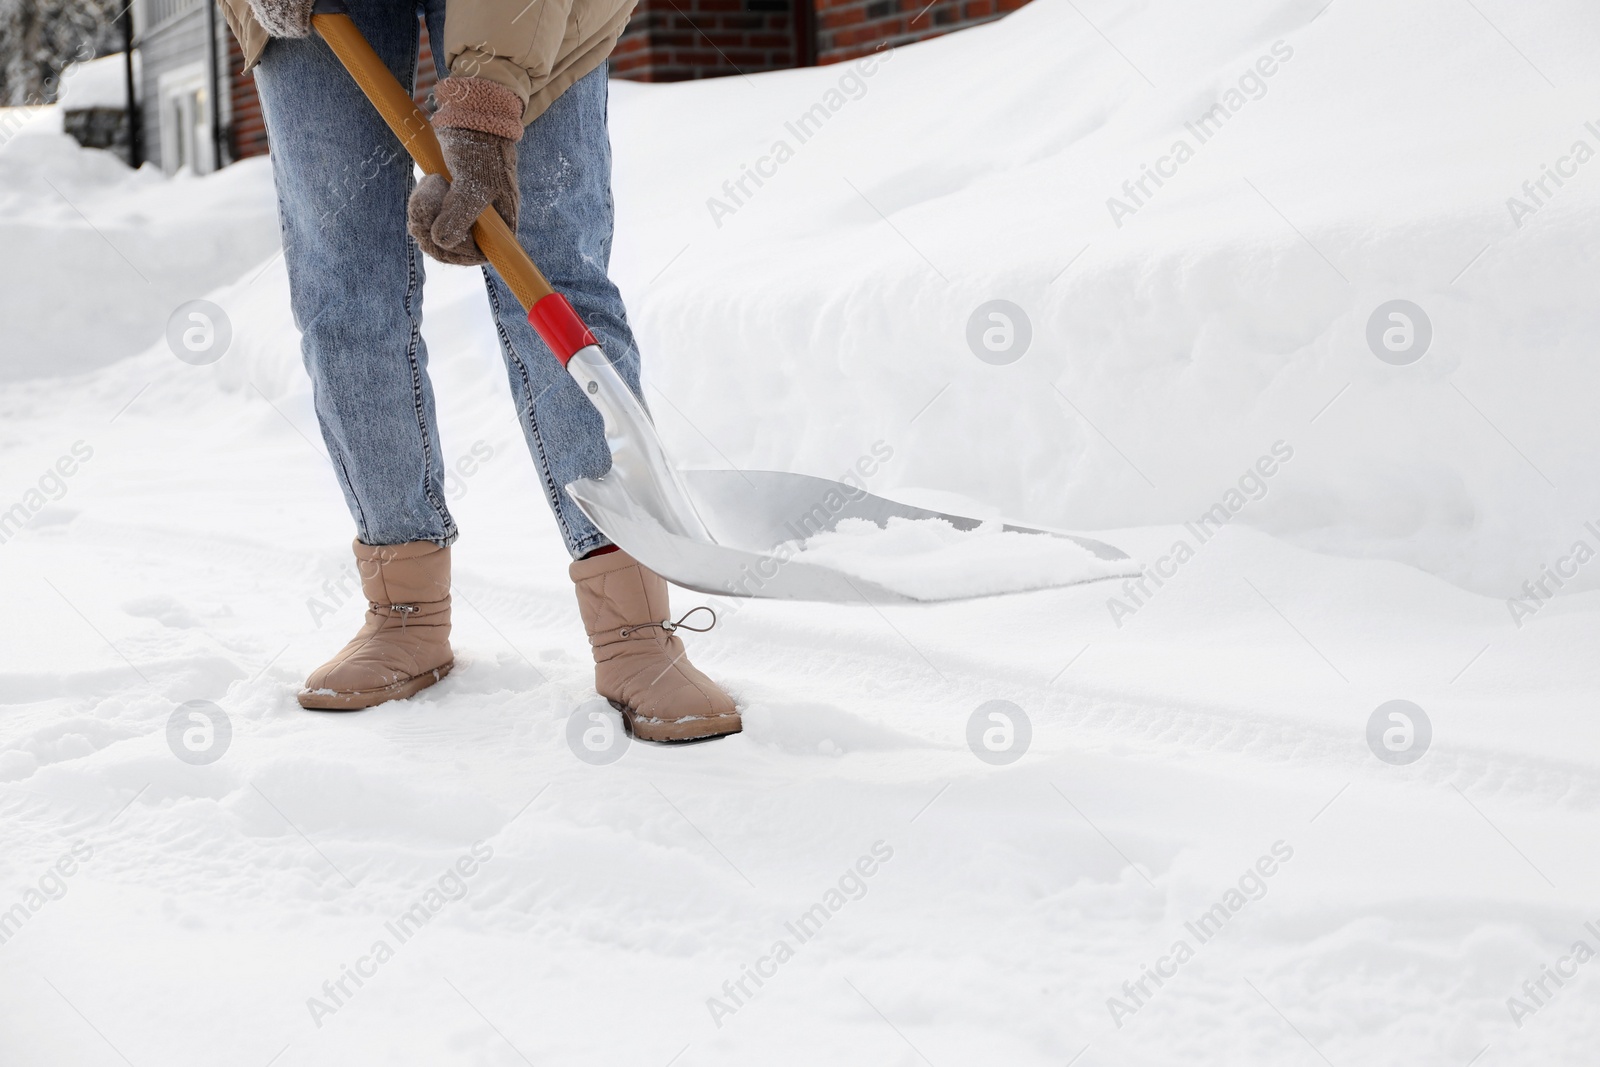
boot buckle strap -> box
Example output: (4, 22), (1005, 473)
(619, 605), (716, 638)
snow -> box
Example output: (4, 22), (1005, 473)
(778, 517), (1139, 600)
(0, 105), (280, 382)
(3, 0), (1600, 1064)
(57, 53), (136, 111)
(605, 0), (1600, 598)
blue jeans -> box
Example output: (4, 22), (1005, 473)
(254, 0), (640, 558)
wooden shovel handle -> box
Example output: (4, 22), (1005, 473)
(310, 11), (554, 311)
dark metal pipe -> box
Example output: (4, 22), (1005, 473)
(206, 0), (224, 169)
(121, 2), (141, 166)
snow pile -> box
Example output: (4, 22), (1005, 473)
(0, 113), (278, 381)
(58, 53), (136, 110)
(603, 0), (1600, 597)
(781, 516), (1138, 600)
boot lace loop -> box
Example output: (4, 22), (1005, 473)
(620, 605), (716, 639)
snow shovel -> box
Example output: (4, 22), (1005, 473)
(310, 9), (1135, 603)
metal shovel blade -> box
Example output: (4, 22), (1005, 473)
(566, 467), (1136, 604)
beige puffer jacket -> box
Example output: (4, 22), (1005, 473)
(217, 0), (637, 125)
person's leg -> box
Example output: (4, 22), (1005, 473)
(469, 60), (636, 560)
(443, 57), (740, 739)
(256, 2), (454, 709)
(256, 0), (454, 548)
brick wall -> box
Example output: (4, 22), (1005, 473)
(416, 30), (440, 101)
(227, 33), (266, 160)
(814, 0), (1029, 64)
(612, 0), (805, 81)
(220, 0), (1035, 158)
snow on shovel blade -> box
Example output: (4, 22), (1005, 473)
(566, 468), (1140, 604)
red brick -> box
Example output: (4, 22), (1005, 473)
(614, 0), (1034, 84)
(672, 49), (725, 63)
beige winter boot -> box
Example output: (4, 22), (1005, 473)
(298, 540), (454, 711)
(570, 548), (740, 742)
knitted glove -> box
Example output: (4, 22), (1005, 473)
(407, 77), (524, 266)
(247, 0), (315, 37)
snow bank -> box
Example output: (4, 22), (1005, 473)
(599, 0), (1600, 597)
(0, 118), (278, 382)
(58, 53), (136, 111)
